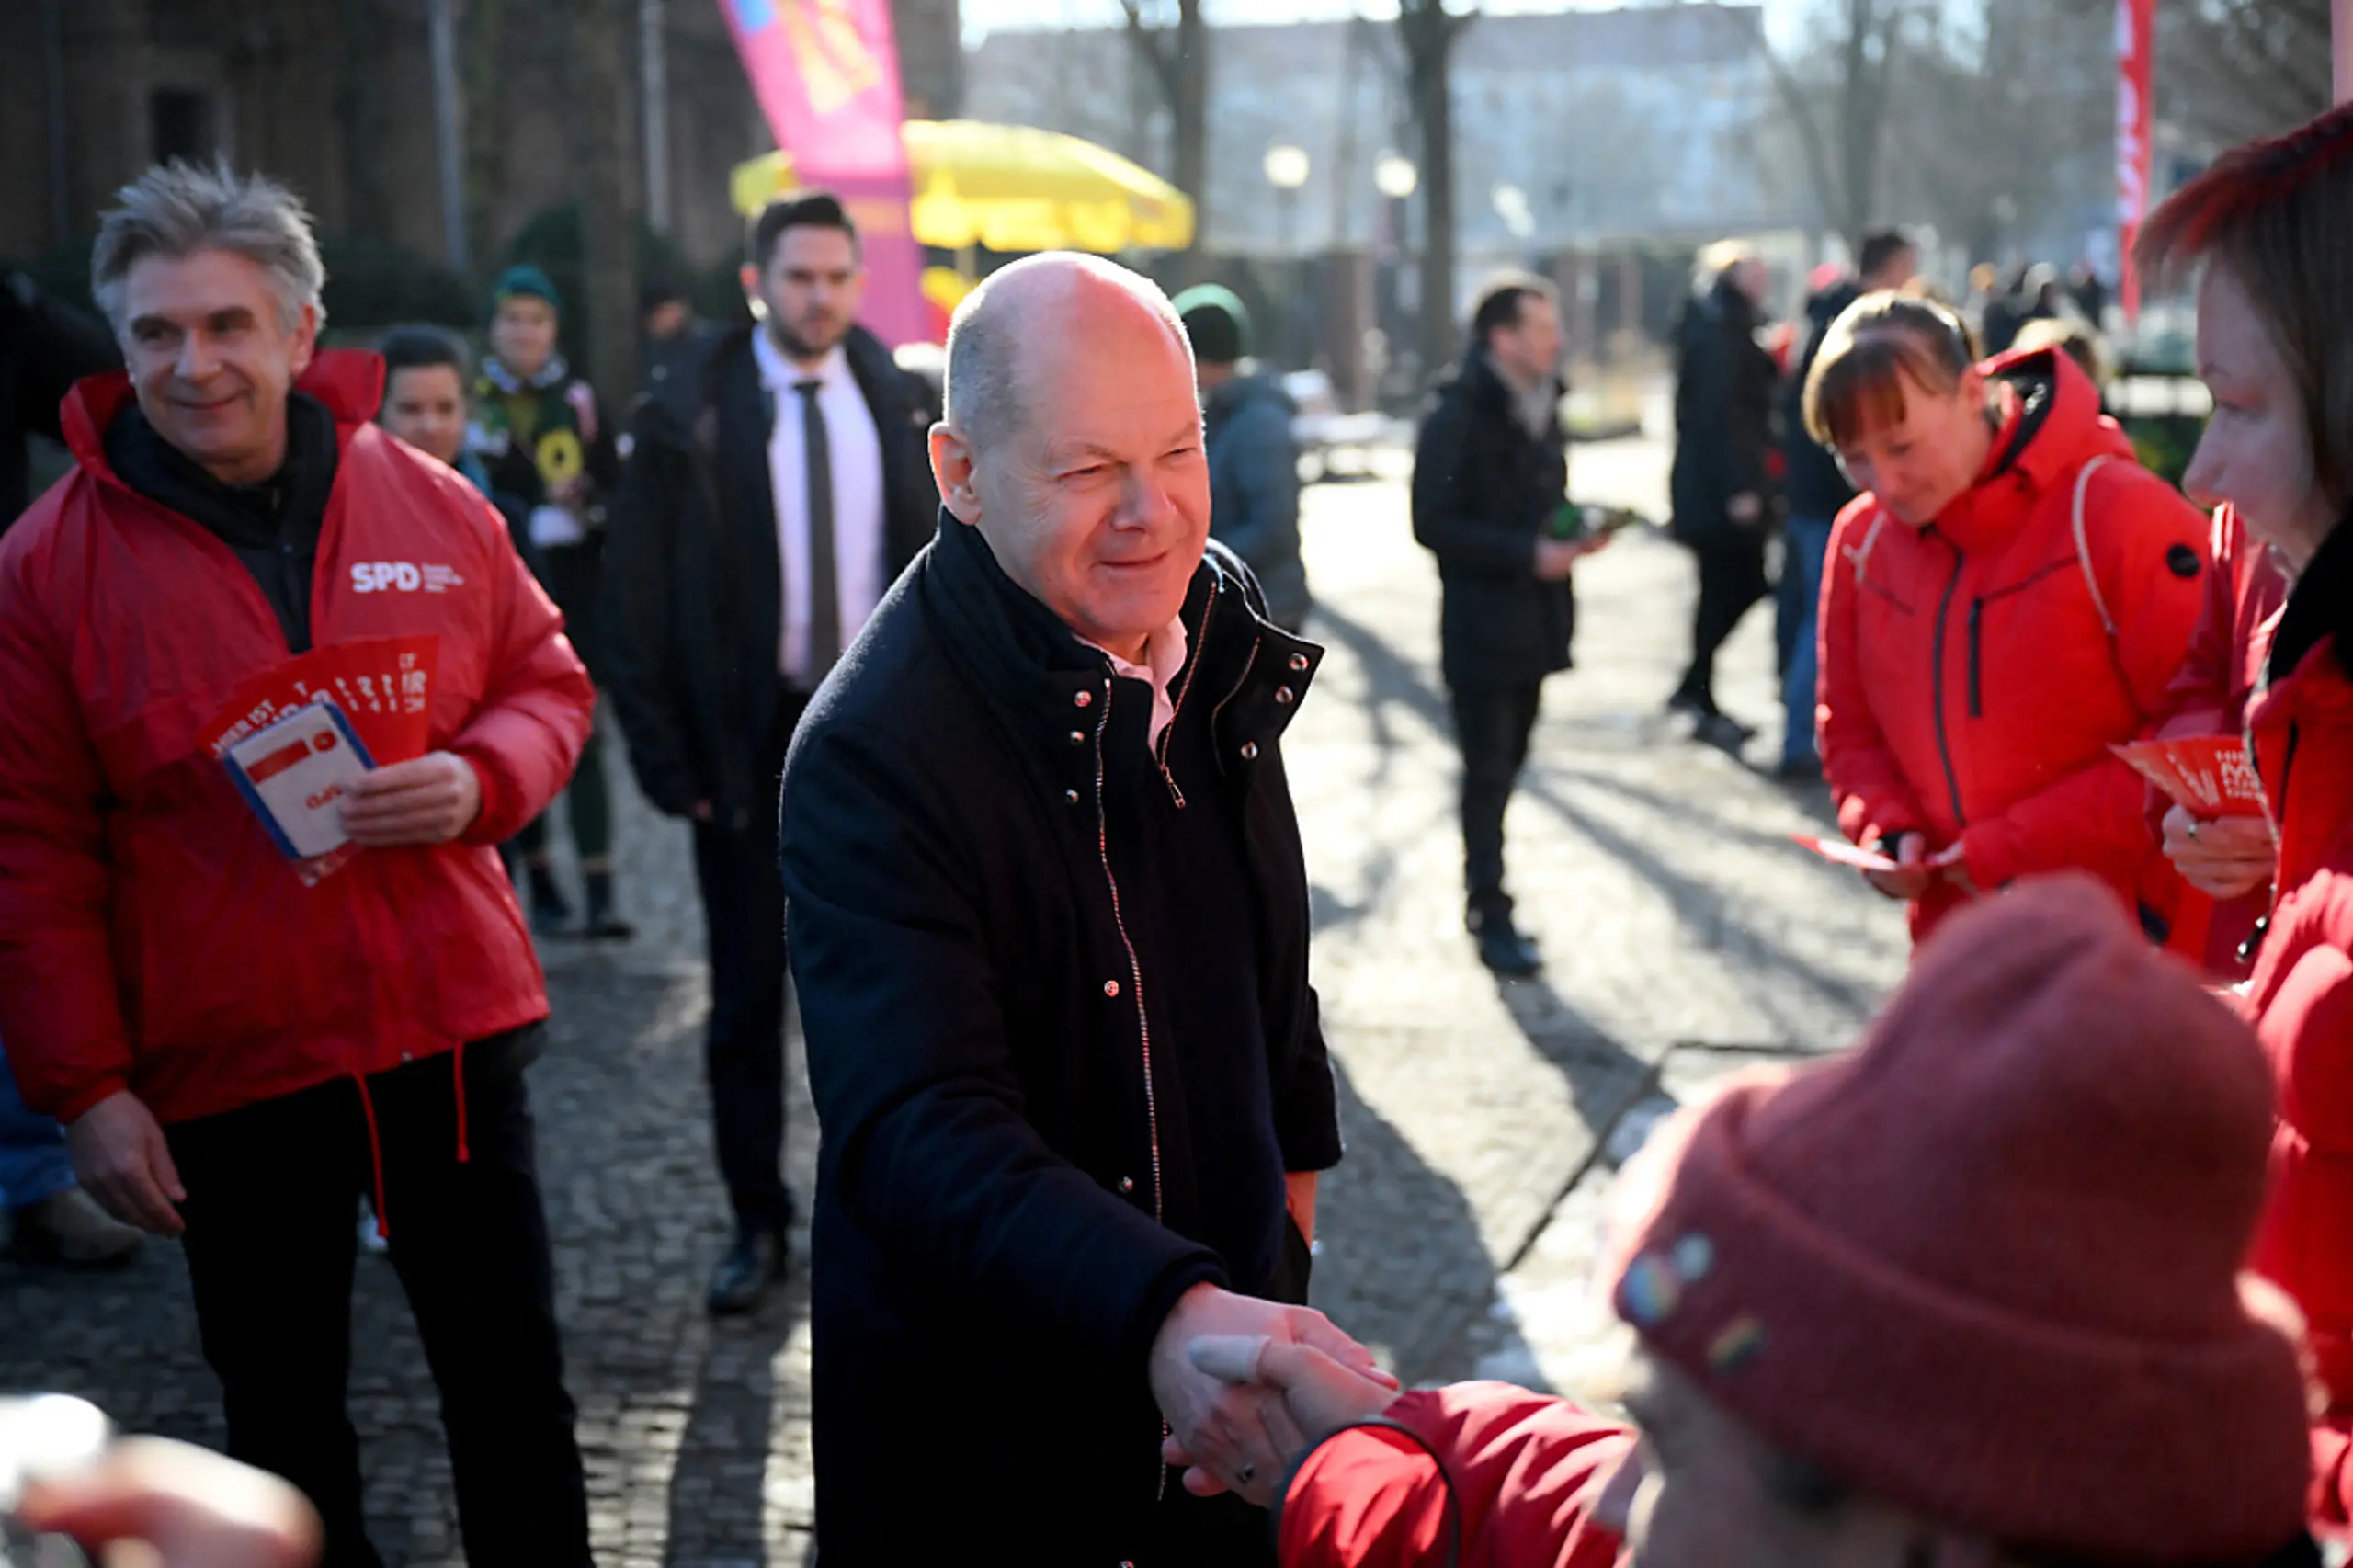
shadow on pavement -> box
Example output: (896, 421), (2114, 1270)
(1314, 1061), (1540, 1389)
(1305, 602), (1452, 745)
(663, 1290), (808, 1568)
(1516, 772), (1876, 1034)
(1492, 974), (1654, 1188)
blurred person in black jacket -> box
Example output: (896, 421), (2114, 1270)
(1413, 275), (1608, 978)
(603, 194), (938, 1318)
(1774, 231), (1918, 780)
(3, 270), (119, 527)
(1668, 246), (1779, 752)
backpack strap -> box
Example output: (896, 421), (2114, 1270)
(2072, 454), (2118, 639)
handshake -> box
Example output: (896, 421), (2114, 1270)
(1147, 1283), (1404, 1507)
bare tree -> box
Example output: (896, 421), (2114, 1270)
(2171, 0), (2330, 143)
(462, 0), (510, 271)
(1394, 0), (1477, 381)
(1757, 0), (1930, 252)
(566, 0), (640, 407)
(1119, 0), (1209, 257)
(2047, 0), (2328, 148)
(335, 0), (394, 240)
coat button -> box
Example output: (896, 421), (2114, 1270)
(1275, 686), (1295, 705)
(1119, 1177), (1135, 1193)
(1065, 789), (1081, 804)
(1240, 742), (1258, 760)
(1068, 730), (1086, 746)
(1104, 979), (1120, 997)
(1288, 653), (1310, 672)
(1074, 689), (1093, 708)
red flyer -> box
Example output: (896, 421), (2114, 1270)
(198, 636), (440, 886)
(2111, 736), (2266, 819)
(200, 635), (439, 765)
(1790, 834), (1899, 873)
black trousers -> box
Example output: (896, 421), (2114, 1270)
(1677, 532), (1770, 711)
(1449, 681), (1546, 928)
(165, 1036), (589, 1568)
(690, 690), (809, 1237)
(514, 539), (613, 863)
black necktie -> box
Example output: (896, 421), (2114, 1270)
(795, 378), (839, 680)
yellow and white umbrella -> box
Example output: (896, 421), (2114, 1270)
(731, 119), (1196, 255)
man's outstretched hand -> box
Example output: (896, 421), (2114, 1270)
(1187, 1335), (1402, 1457)
(1147, 1284), (1397, 1506)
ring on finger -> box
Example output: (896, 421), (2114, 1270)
(1237, 1463), (1256, 1484)
(2188, 819), (2200, 841)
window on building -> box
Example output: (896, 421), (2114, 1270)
(151, 89), (218, 165)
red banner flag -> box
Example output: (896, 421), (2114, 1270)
(717, 0), (925, 346)
(2117, 0), (2154, 323)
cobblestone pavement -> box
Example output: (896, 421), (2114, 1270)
(0, 426), (1908, 1562)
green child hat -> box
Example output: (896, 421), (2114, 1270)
(489, 264), (562, 321)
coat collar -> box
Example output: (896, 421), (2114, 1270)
(1926, 347), (2133, 553)
(62, 348), (386, 489)
(2253, 501), (2353, 730)
(921, 510), (1322, 777)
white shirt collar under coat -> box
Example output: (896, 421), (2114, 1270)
(1084, 616), (1190, 754)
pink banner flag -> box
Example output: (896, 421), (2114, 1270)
(718, 0), (925, 346)
(2116, 0), (2154, 324)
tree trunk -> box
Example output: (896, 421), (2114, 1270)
(569, 0), (640, 409)
(1121, 0), (1211, 278)
(335, 0), (393, 240)
(1414, 45), (1457, 381)
(1171, 0), (1209, 269)
(1397, 1), (1472, 388)
(462, 0), (508, 276)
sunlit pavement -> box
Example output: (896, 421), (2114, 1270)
(0, 421), (1907, 1563)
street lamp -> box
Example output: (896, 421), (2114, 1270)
(1373, 153), (1420, 403)
(1374, 152), (1418, 201)
(1264, 142), (1312, 255)
(1264, 142), (1313, 372)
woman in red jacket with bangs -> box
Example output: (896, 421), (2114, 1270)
(1807, 294), (2209, 946)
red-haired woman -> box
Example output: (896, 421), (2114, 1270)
(1807, 296), (2209, 946)
(2138, 105), (2353, 1503)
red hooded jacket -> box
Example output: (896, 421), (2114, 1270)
(1819, 348), (2208, 943)
(0, 351), (593, 1127)
(2153, 506), (2288, 977)
(2245, 519), (2353, 1417)
(1278, 1384), (1630, 1568)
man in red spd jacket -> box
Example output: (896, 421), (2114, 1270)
(0, 162), (597, 1568)
(1178, 879), (2321, 1568)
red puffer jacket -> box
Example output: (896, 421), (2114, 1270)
(2153, 506), (2288, 977)
(1819, 347), (2208, 944)
(2245, 519), (2353, 1413)
(1278, 1384), (1630, 1568)
(0, 351), (593, 1127)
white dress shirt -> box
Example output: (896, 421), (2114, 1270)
(753, 330), (888, 687)
(1084, 616), (1189, 754)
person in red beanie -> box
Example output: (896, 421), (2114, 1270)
(2136, 102), (2353, 1516)
(1170, 875), (2319, 1568)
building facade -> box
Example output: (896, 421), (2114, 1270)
(2, 0), (961, 281)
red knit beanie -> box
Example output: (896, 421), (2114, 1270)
(1610, 874), (2311, 1563)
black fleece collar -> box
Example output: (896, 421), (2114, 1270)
(2268, 500), (2353, 687)
(104, 390), (339, 556)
